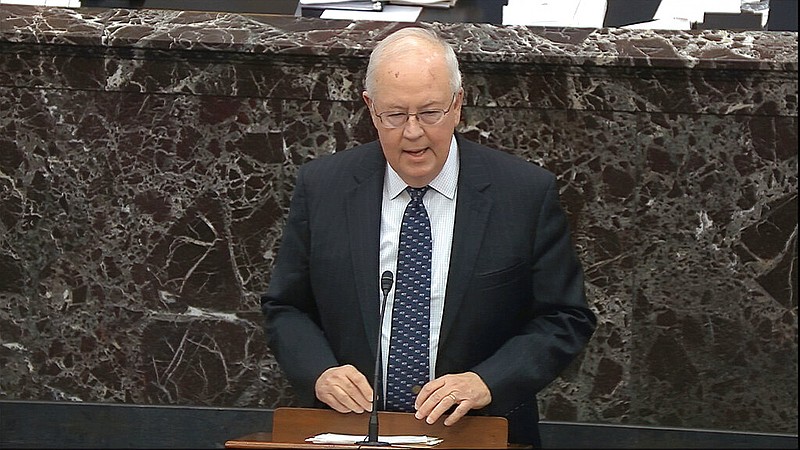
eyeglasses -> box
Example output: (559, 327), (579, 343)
(371, 93), (457, 129)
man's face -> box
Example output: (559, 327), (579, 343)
(363, 42), (463, 188)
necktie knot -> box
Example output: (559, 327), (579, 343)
(407, 186), (428, 203)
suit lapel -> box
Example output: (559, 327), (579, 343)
(439, 137), (493, 350)
(345, 142), (386, 357)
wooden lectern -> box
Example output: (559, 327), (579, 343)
(225, 407), (521, 449)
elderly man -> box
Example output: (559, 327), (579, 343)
(262, 26), (596, 446)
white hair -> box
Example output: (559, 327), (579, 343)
(364, 27), (462, 98)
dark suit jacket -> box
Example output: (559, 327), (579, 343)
(262, 135), (596, 446)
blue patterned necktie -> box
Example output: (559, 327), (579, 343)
(386, 186), (432, 412)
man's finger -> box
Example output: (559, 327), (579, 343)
(443, 402), (471, 426)
(343, 369), (374, 411)
(316, 365), (374, 413)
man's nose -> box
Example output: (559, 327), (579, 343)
(403, 114), (425, 138)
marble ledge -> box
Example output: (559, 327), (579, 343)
(0, 5), (797, 72)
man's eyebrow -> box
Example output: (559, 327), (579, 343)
(382, 98), (447, 111)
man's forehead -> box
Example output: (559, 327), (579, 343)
(375, 53), (446, 80)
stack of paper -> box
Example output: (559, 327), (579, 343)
(299, 0), (382, 11)
(389, 0), (458, 8)
(306, 433), (444, 445)
(503, 0), (606, 28)
(319, 4), (423, 21)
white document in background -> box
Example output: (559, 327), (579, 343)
(300, 0), (368, 3)
(320, 5), (423, 21)
(389, 0), (457, 8)
(622, 0), (744, 30)
(301, 0), (382, 10)
(503, 0), (607, 28)
(654, 0), (741, 23)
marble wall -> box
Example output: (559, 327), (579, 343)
(0, 5), (797, 435)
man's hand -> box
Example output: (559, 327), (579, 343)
(315, 365), (374, 414)
(414, 372), (492, 426)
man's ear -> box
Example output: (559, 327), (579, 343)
(362, 91), (372, 108)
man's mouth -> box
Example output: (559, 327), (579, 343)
(405, 148), (428, 156)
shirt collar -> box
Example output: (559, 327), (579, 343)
(386, 135), (460, 200)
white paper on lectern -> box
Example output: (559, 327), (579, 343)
(305, 433), (443, 445)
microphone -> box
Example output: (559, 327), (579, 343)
(363, 270), (393, 447)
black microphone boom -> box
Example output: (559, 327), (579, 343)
(363, 270), (394, 446)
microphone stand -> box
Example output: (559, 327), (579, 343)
(362, 271), (394, 447)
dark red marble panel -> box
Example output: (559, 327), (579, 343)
(0, 4), (796, 436)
